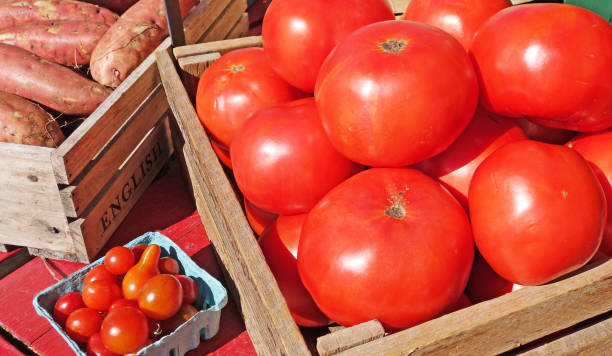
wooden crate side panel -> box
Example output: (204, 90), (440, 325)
(391, 0), (409, 14)
(337, 260), (612, 356)
(156, 50), (309, 356)
(199, 0), (247, 43)
(184, 0), (233, 44)
(174, 35), (262, 59)
(71, 117), (174, 260)
(178, 53), (221, 78)
(0, 143), (73, 253)
(317, 320), (385, 356)
(227, 13), (249, 40)
(61, 86), (169, 218)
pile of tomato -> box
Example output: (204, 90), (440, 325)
(52, 244), (200, 355)
(195, 0), (612, 332)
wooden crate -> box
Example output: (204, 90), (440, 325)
(0, 0), (248, 263)
(158, 35), (612, 355)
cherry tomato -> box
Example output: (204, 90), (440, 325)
(195, 47), (305, 149)
(231, 98), (362, 215)
(515, 118), (576, 145)
(53, 292), (85, 327)
(414, 108), (526, 209)
(104, 246), (135, 275)
(131, 244), (147, 262)
(259, 214), (330, 326)
(465, 252), (513, 303)
(158, 257), (180, 275)
(401, 0), (510, 49)
(82, 280), (123, 312)
(84, 265), (118, 286)
(315, 20), (478, 167)
(470, 4), (612, 132)
(108, 299), (139, 313)
(469, 140), (606, 285)
(298, 168), (474, 330)
(122, 244), (161, 300)
(173, 275), (198, 305)
(87, 333), (117, 356)
(100, 307), (149, 355)
(159, 304), (198, 336)
(244, 197), (278, 235)
(567, 129), (612, 257)
(138, 274), (183, 320)
(263, 0), (394, 92)
(65, 308), (104, 343)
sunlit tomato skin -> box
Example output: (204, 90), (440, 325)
(87, 333), (118, 356)
(82, 280), (123, 311)
(469, 140), (606, 285)
(465, 252), (513, 303)
(244, 197), (278, 235)
(401, 0), (510, 49)
(259, 214), (331, 327)
(414, 108), (526, 209)
(100, 307), (149, 355)
(470, 4), (612, 132)
(66, 308), (104, 343)
(315, 20), (478, 167)
(84, 265), (118, 286)
(138, 274), (183, 320)
(122, 244), (161, 300)
(131, 244), (147, 262)
(195, 47), (305, 149)
(231, 98), (363, 215)
(173, 275), (198, 305)
(567, 129), (612, 257)
(108, 299), (139, 313)
(262, 0), (394, 92)
(104, 246), (135, 275)
(515, 118), (576, 145)
(298, 168), (474, 330)
(54, 292), (86, 327)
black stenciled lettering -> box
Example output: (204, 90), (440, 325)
(121, 182), (132, 202)
(110, 196), (122, 218)
(100, 211), (111, 231)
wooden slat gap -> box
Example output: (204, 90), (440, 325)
(173, 35), (262, 59)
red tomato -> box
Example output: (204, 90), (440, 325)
(259, 214), (331, 327)
(567, 129), (612, 257)
(108, 299), (139, 313)
(195, 47), (305, 149)
(84, 265), (118, 286)
(138, 274), (183, 320)
(65, 308), (104, 343)
(298, 168), (474, 330)
(262, 0), (394, 92)
(104, 246), (135, 275)
(401, 0), (510, 49)
(53, 292), (85, 327)
(122, 244), (160, 300)
(515, 118), (576, 145)
(100, 307), (149, 355)
(210, 139), (232, 169)
(315, 20), (478, 167)
(174, 275), (199, 305)
(470, 4), (612, 132)
(465, 252), (513, 303)
(414, 108), (526, 209)
(469, 140), (606, 285)
(87, 333), (117, 356)
(244, 197), (278, 235)
(158, 257), (180, 275)
(231, 98), (362, 215)
(159, 304), (198, 336)
(131, 244), (147, 262)
(82, 280), (123, 312)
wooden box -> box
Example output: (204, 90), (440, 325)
(0, 0), (249, 263)
(157, 32), (612, 355)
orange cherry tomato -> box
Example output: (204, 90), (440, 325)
(138, 275), (183, 320)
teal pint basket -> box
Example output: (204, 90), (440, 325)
(33, 232), (228, 356)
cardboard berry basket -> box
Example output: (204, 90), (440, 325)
(0, 0), (250, 262)
(33, 231), (228, 356)
(156, 32), (612, 355)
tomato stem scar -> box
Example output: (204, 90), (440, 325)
(385, 192), (406, 219)
(379, 39), (407, 53)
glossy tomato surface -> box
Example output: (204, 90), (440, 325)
(82, 280), (123, 311)
(469, 140), (606, 285)
(470, 4), (612, 132)
(231, 98), (362, 215)
(138, 274), (183, 320)
(415, 108), (526, 209)
(244, 197), (278, 235)
(298, 168), (474, 330)
(66, 308), (104, 343)
(108, 299), (139, 313)
(315, 20), (478, 167)
(174, 275), (199, 305)
(195, 47), (304, 149)
(259, 214), (330, 327)
(401, 0), (510, 49)
(465, 252), (513, 303)
(53, 292), (85, 327)
(87, 333), (117, 356)
(100, 307), (149, 355)
(84, 265), (118, 286)
(104, 246), (135, 275)
(262, 0), (394, 92)
(567, 129), (612, 257)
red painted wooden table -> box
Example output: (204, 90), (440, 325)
(0, 162), (257, 355)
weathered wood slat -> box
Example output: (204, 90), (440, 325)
(178, 53), (221, 78)
(184, 0), (234, 45)
(174, 36), (262, 59)
(318, 320), (385, 356)
(156, 49), (310, 356)
(227, 12), (249, 40)
(199, 0), (247, 44)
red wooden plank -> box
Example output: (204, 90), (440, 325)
(0, 248), (23, 264)
(0, 335), (22, 356)
(30, 328), (74, 356)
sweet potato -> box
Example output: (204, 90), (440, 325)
(80, 0), (139, 14)
(0, 43), (112, 115)
(0, 21), (110, 65)
(90, 0), (197, 87)
(0, 0), (118, 30)
(0, 90), (64, 147)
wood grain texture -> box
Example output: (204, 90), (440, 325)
(184, 0), (233, 45)
(197, 0), (247, 44)
(174, 35), (262, 59)
(156, 49), (309, 356)
(391, 0), (409, 14)
(519, 315), (612, 356)
(317, 320), (385, 356)
(0, 143), (72, 253)
(337, 259), (612, 356)
(178, 53), (221, 78)
(226, 13), (249, 40)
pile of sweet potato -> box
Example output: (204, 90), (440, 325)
(0, 0), (197, 148)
